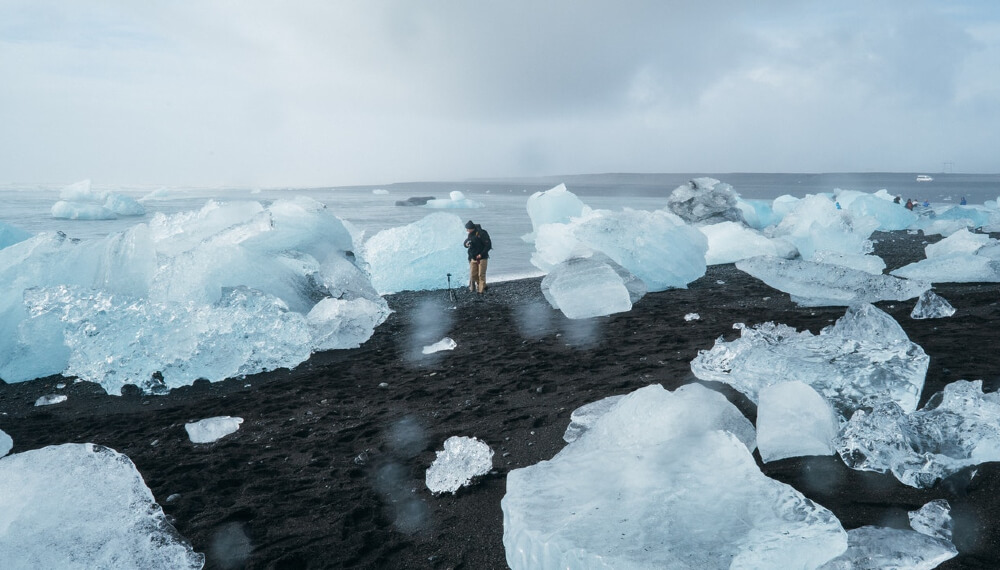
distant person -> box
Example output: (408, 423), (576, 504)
(961, 196), (967, 205)
(894, 195), (901, 204)
(835, 201), (842, 210)
(905, 199), (915, 210)
(922, 199), (930, 207)
(464, 220), (492, 294)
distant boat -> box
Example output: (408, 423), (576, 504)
(916, 174), (933, 182)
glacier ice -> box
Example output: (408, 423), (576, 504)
(50, 180), (146, 220)
(540, 256), (645, 319)
(34, 394), (68, 406)
(766, 194), (878, 259)
(503, 384), (845, 569)
(421, 337), (457, 354)
(818, 525), (957, 570)
(0, 197), (387, 392)
(360, 212), (468, 294)
(523, 183), (589, 241)
(666, 177), (746, 225)
(0, 443), (204, 569)
(891, 254), (1000, 283)
(423, 190), (484, 209)
(425, 436), (494, 494)
(837, 380), (1000, 488)
(837, 189), (918, 231)
(925, 229), (991, 258)
(700, 221), (797, 265)
(691, 304), (929, 419)
(185, 416), (243, 444)
(809, 249), (886, 275)
(910, 290), (956, 319)
(533, 207), (707, 291)
(0, 429), (11, 457)
(737, 256), (931, 307)
(562, 394), (627, 443)
(909, 499), (954, 542)
(757, 381), (839, 463)
(0, 221), (32, 250)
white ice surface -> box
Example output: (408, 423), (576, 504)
(185, 416), (243, 444)
(757, 381), (839, 463)
(0, 443), (204, 569)
(425, 436), (494, 494)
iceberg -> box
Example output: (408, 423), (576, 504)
(503, 384), (844, 569)
(910, 290), (956, 319)
(561, 394), (627, 443)
(1, 198), (387, 391)
(925, 229), (991, 258)
(837, 380), (1000, 488)
(540, 256), (645, 319)
(537, 207), (707, 292)
(523, 183), (589, 241)
(0, 429), (11, 458)
(666, 177), (746, 225)
(425, 436), (494, 494)
(360, 212), (468, 295)
(185, 416), (243, 444)
(0, 221), (32, 250)
(809, 249), (886, 275)
(891, 254), (1000, 283)
(700, 221), (797, 265)
(766, 194), (878, 259)
(691, 304), (929, 419)
(737, 256), (931, 307)
(0, 443), (204, 569)
(757, 381), (839, 463)
(50, 180), (146, 220)
(818, 526), (957, 569)
(837, 189), (917, 231)
(423, 190), (484, 209)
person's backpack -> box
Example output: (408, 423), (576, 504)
(478, 227), (492, 253)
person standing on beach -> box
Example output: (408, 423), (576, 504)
(464, 220), (491, 294)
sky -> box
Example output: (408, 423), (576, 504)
(1, 1), (999, 188)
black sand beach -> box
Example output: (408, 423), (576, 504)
(2, 230), (1000, 569)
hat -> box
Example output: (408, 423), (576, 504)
(465, 220), (475, 229)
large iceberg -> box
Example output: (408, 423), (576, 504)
(737, 256), (931, 307)
(532, 206), (707, 292)
(837, 379), (1000, 488)
(766, 194), (878, 259)
(0, 443), (204, 569)
(891, 254), (1000, 283)
(691, 304), (929, 419)
(360, 212), (469, 295)
(50, 180), (146, 220)
(503, 386), (845, 569)
(836, 189), (917, 231)
(523, 183), (590, 242)
(666, 177), (746, 225)
(0, 197), (390, 392)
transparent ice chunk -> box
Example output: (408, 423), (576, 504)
(910, 290), (956, 319)
(757, 381), (839, 463)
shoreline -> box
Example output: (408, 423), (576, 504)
(1, 230), (999, 568)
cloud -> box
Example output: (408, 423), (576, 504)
(0, 0), (997, 187)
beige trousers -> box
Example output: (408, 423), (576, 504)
(469, 258), (488, 293)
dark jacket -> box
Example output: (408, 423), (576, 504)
(464, 225), (491, 261)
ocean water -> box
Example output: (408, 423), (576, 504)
(2, 172), (997, 280)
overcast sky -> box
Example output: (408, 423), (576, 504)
(1, 1), (998, 187)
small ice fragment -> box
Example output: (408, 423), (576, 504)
(185, 416), (243, 444)
(378, 382), (389, 388)
(910, 290), (956, 319)
(34, 394), (67, 406)
(684, 313), (700, 321)
(909, 499), (953, 541)
(422, 337), (457, 354)
(425, 436), (494, 494)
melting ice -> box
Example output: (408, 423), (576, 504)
(691, 304), (929, 419)
(503, 384), (846, 569)
(425, 436), (494, 494)
(0, 443), (204, 569)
